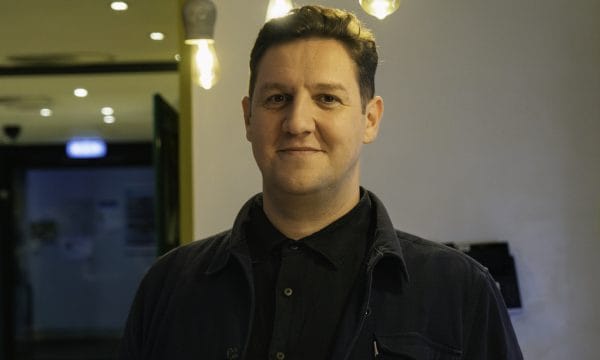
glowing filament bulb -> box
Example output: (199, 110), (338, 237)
(359, 0), (400, 20)
(192, 39), (220, 90)
(265, 0), (293, 22)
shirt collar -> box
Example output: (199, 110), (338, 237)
(247, 190), (372, 270)
(366, 191), (409, 283)
(207, 189), (409, 285)
(299, 190), (372, 269)
(246, 194), (287, 262)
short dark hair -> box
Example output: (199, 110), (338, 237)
(248, 5), (378, 110)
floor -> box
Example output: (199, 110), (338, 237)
(15, 338), (121, 360)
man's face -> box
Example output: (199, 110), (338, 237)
(242, 38), (383, 196)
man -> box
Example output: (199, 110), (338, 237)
(119, 5), (523, 360)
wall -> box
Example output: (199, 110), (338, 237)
(191, 1), (600, 359)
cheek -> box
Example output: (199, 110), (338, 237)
(249, 122), (277, 153)
(321, 119), (365, 149)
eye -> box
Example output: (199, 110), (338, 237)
(316, 94), (341, 106)
(264, 93), (291, 108)
(269, 94), (287, 103)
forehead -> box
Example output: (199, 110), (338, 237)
(254, 38), (359, 90)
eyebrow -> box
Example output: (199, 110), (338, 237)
(256, 82), (290, 94)
(256, 82), (350, 94)
(310, 82), (349, 94)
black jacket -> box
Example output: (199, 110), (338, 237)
(119, 191), (523, 360)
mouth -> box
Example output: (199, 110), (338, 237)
(278, 147), (322, 152)
(277, 147), (323, 155)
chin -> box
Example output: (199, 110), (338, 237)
(267, 175), (330, 196)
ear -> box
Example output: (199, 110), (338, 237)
(242, 96), (252, 141)
(363, 95), (384, 144)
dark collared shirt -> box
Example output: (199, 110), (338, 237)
(245, 192), (373, 360)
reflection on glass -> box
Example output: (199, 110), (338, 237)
(14, 167), (156, 358)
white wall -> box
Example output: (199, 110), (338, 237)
(192, 1), (600, 359)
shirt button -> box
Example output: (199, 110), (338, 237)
(226, 347), (239, 359)
(289, 244), (299, 251)
(283, 287), (293, 297)
(275, 352), (285, 360)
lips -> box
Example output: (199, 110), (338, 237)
(279, 147), (322, 152)
(277, 146), (323, 154)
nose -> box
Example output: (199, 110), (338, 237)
(282, 93), (315, 135)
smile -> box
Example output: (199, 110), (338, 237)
(277, 147), (323, 154)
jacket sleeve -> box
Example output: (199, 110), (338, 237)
(118, 280), (146, 360)
(463, 270), (523, 359)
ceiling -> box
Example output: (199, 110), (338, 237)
(0, 0), (180, 144)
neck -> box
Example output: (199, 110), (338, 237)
(262, 184), (361, 240)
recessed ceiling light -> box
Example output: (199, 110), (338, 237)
(149, 32), (165, 41)
(40, 108), (53, 117)
(74, 88), (88, 97)
(101, 107), (114, 116)
(104, 115), (116, 124)
(110, 1), (128, 11)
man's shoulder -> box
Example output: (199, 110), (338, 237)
(141, 229), (234, 286)
(164, 229), (232, 265)
(394, 229), (490, 283)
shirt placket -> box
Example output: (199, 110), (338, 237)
(268, 242), (305, 360)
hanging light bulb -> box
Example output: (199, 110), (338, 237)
(191, 39), (220, 90)
(265, 0), (293, 22)
(182, 0), (220, 89)
(359, 0), (401, 20)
